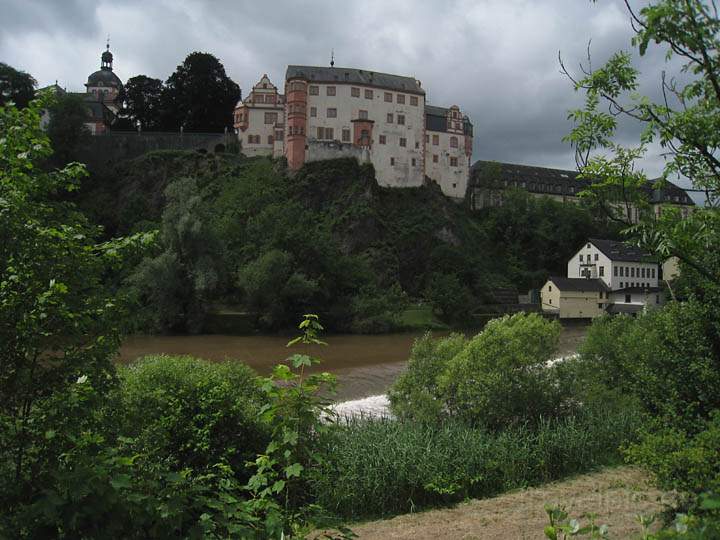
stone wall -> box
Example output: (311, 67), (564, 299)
(306, 139), (369, 164)
(77, 131), (232, 172)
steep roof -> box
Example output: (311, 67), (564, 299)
(547, 276), (609, 292)
(285, 65), (425, 95)
(425, 105), (474, 136)
(588, 238), (655, 263)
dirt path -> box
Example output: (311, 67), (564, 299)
(319, 467), (671, 540)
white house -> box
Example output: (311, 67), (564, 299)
(542, 238), (665, 319)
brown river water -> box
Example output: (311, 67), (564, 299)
(117, 324), (588, 402)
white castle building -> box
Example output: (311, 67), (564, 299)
(234, 66), (473, 200)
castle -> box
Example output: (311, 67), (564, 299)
(233, 66), (473, 200)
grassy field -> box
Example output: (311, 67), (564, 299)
(313, 466), (669, 539)
(398, 304), (449, 331)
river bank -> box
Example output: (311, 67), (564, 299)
(117, 323), (589, 402)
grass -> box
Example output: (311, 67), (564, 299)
(311, 404), (643, 520)
(399, 304), (449, 331)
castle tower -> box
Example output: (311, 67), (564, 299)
(285, 77), (307, 171)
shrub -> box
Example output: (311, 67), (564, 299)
(439, 312), (563, 429)
(388, 332), (467, 422)
(117, 355), (269, 481)
(579, 301), (720, 432)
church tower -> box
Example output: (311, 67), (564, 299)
(85, 42), (123, 113)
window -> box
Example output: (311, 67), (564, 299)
(268, 135), (274, 144)
(587, 243), (591, 248)
(620, 267), (624, 277)
(379, 135), (386, 144)
(620, 281), (624, 288)
(399, 137), (407, 147)
(433, 154), (438, 163)
(275, 130), (283, 141)
(549, 298), (552, 304)
(631, 267), (635, 278)
(310, 107), (317, 117)
(450, 157), (458, 167)
(384, 92), (393, 102)
(549, 285), (552, 292)
(390, 157), (395, 166)
(327, 108), (337, 118)
(397, 114), (405, 125)
(580, 254), (583, 262)
(594, 254), (599, 261)
(317, 127), (324, 139)
(342, 128), (350, 142)
(365, 89), (373, 99)
(397, 94), (405, 104)
(625, 294), (631, 303)
(351, 87), (360, 97)
(327, 86), (336, 96)
(309, 85), (319, 95)
(599, 266), (604, 276)
(264, 112), (277, 124)
(387, 113), (393, 123)
(598, 303), (603, 309)
(641, 268), (645, 278)
(359, 110), (368, 120)
(410, 96), (418, 106)
(432, 134), (439, 145)
(326, 127), (334, 139)
(651, 268), (655, 278)
(415, 141), (419, 149)
(450, 136), (458, 148)
(411, 158), (416, 166)
(614, 266), (618, 276)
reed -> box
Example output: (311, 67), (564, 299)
(310, 405), (642, 519)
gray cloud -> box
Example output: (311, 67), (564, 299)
(0, 0), (692, 185)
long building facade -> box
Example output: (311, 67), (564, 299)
(234, 66), (473, 200)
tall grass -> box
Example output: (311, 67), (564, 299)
(311, 405), (643, 519)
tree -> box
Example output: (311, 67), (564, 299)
(0, 62), (36, 109)
(46, 93), (91, 165)
(160, 52), (240, 132)
(0, 96), (152, 531)
(562, 0), (720, 291)
(123, 75), (163, 130)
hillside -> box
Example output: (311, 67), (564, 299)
(76, 152), (615, 333)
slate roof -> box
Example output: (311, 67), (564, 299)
(588, 238), (655, 263)
(425, 105), (474, 136)
(547, 276), (609, 292)
(285, 65), (425, 95)
(86, 68), (123, 89)
(470, 161), (695, 205)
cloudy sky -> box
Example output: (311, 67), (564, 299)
(1, 0), (686, 180)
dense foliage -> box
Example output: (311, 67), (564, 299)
(389, 313), (567, 430)
(123, 75), (164, 131)
(45, 92), (92, 165)
(0, 62), (36, 109)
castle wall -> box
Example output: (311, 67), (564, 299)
(303, 82), (425, 187)
(424, 129), (471, 199)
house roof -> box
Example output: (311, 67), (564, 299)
(470, 161), (695, 205)
(547, 276), (609, 292)
(285, 65), (425, 95)
(588, 238), (656, 263)
(611, 286), (663, 294)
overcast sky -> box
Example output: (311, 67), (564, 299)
(1, 0), (690, 183)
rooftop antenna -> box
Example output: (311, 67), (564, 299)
(330, 49), (335, 68)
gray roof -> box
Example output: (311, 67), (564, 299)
(470, 161), (695, 205)
(285, 65), (425, 95)
(548, 276), (609, 292)
(612, 286), (663, 294)
(588, 238), (655, 263)
(87, 68), (123, 88)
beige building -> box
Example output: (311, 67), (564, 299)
(541, 277), (610, 319)
(233, 65), (473, 200)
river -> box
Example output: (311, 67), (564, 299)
(117, 323), (588, 402)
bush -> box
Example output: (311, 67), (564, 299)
(117, 355), (269, 481)
(312, 404), (642, 519)
(579, 301), (720, 432)
(439, 312), (563, 429)
(388, 332), (467, 422)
